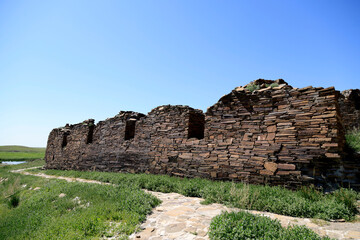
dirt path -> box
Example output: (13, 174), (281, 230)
(12, 168), (360, 240)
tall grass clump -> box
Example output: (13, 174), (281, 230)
(209, 211), (332, 240)
(32, 168), (359, 221)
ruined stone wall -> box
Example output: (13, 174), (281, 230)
(45, 79), (360, 189)
(45, 112), (152, 173)
(203, 83), (346, 187)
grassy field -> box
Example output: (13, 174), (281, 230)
(0, 160), (160, 240)
(0, 145), (45, 161)
(30, 168), (360, 221)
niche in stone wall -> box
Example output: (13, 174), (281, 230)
(349, 90), (360, 110)
(62, 132), (69, 148)
(125, 119), (136, 140)
(86, 124), (95, 144)
(188, 112), (205, 139)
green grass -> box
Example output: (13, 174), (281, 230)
(245, 83), (260, 92)
(245, 82), (279, 92)
(30, 168), (359, 221)
(0, 161), (160, 240)
(346, 128), (360, 152)
(267, 82), (279, 88)
(209, 211), (332, 240)
(0, 145), (45, 161)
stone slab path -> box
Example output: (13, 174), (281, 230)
(12, 168), (360, 240)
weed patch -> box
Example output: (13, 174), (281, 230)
(209, 211), (332, 240)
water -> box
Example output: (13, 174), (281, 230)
(1, 161), (26, 165)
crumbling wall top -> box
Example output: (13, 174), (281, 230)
(149, 105), (203, 115)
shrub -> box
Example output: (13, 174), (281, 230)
(245, 83), (260, 92)
(271, 82), (279, 88)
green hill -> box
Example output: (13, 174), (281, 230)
(0, 145), (45, 161)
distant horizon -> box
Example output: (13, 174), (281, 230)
(1, 0), (359, 147)
(0, 144), (46, 148)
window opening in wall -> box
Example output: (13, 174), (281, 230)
(350, 91), (360, 110)
(125, 119), (136, 140)
(188, 112), (205, 139)
(62, 132), (69, 148)
(86, 124), (95, 144)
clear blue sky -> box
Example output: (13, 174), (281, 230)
(1, 0), (359, 147)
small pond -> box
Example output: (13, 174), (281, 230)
(1, 161), (27, 165)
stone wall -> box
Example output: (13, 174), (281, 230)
(45, 79), (360, 189)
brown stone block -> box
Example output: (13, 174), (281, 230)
(276, 133), (296, 137)
(266, 132), (276, 140)
(267, 125), (277, 133)
(260, 169), (274, 175)
(229, 173), (238, 178)
(179, 153), (192, 159)
(277, 122), (293, 127)
(277, 156), (294, 161)
(264, 162), (277, 172)
(309, 138), (332, 142)
(299, 142), (319, 147)
(277, 171), (290, 175)
(199, 152), (210, 158)
(252, 156), (266, 161)
(277, 163), (296, 170)
(325, 153), (340, 158)
(312, 113), (336, 119)
(241, 125), (260, 130)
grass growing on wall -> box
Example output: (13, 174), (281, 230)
(0, 146), (45, 161)
(346, 128), (360, 152)
(245, 82), (279, 92)
(30, 168), (360, 221)
(0, 161), (160, 240)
